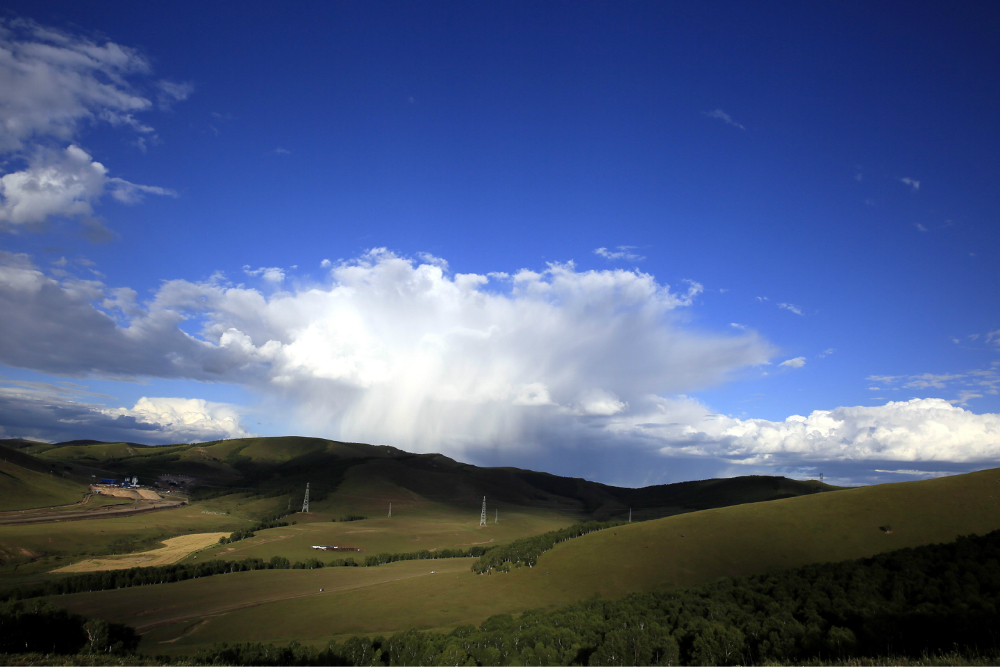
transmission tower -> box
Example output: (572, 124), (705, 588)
(301, 482), (310, 513)
(388, 502), (392, 518)
(629, 507), (632, 523)
(495, 509), (498, 524)
(480, 496), (487, 526)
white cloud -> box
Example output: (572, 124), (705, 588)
(0, 145), (174, 227)
(778, 302), (803, 315)
(243, 265), (286, 283)
(0, 249), (771, 455)
(594, 246), (645, 262)
(818, 348), (835, 358)
(0, 18), (181, 231)
(730, 323), (747, 331)
(101, 396), (251, 442)
(272, 147), (290, 155)
(0, 18), (153, 152)
(616, 397), (1000, 465)
(320, 259), (332, 268)
(915, 223), (928, 232)
(0, 379), (250, 443)
(779, 357), (806, 368)
(704, 109), (746, 130)
(900, 177), (920, 191)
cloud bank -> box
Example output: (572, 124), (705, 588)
(0, 248), (997, 480)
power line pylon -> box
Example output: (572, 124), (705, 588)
(301, 482), (310, 513)
(480, 496), (487, 526)
(495, 509), (498, 524)
(388, 502), (392, 518)
(629, 507), (631, 523)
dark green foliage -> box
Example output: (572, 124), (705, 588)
(191, 529), (1000, 665)
(362, 546), (492, 568)
(0, 600), (138, 655)
(334, 515), (367, 522)
(471, 520), (622, 574)
(219, 511), (291, 544)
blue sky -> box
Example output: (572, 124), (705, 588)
(0, 2), (997, 487)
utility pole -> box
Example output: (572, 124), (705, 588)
(301, 482), (310, 513)
(388, 502), (392, 518)
(495, 509), (498, 524)
(629, 508), (631, 523)
(480, 496), (487, 526)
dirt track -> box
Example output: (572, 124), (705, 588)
(0, 500), (185, 526)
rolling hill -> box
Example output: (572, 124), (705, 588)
(23, 462), (999, 657)
(5, 436), (835, 522)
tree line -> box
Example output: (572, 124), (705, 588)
(471, 520), (623, 574)
(1, 547), (492, 601)
(218, 511), (292, 545)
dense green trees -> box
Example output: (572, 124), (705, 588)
(0, 599), (138, 656)
(470, 520), (622, 574)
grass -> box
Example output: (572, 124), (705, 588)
(51, 533), (230, 573)
(0, 458), (89, 511)
(40, 467), (1000, 656)
(0, 493), (278, 585)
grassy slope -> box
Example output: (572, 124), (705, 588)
(0, 444), (91, 511)
(46, 466), (1000, 655)
(0, 459), (88, 511)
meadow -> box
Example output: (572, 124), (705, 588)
(41, 466), (1000, 657)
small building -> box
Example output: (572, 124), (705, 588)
(312, 545), (361, 551)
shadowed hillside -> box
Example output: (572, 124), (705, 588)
(0, 444), (90, 511)
(6, 436), (836, 521)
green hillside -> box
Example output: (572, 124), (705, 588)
(41, 465), (1000, 656)
(0, 444), (90, 511)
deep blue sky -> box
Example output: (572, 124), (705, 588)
(0, 2), (997, 486)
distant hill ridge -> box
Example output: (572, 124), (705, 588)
(2, 436), (836, 520)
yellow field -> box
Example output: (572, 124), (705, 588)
(51, 532), (229, 573)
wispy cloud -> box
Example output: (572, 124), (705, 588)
(243, 265), (286, 283)
(867, 364), (1000, 405)
(818, 348), (835, 358)
(779, 357), (806, 368)
(704, 109), (746, 130)
(0, 18), (182, 234)
(272, 147), (290, 155)
(778, 302), (803, 315)
(594, 246), (645, 261)
(915, 223), (929, 232)
(900, 177), (921, 191)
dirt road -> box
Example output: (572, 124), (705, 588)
(0, 500), (185, 526)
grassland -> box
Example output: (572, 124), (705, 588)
(42, 466), (1000, 656)
(0, 493), (274, 583)
(0, 453), (89, 511)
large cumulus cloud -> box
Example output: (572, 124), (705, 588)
(1, 248), (997, 482)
